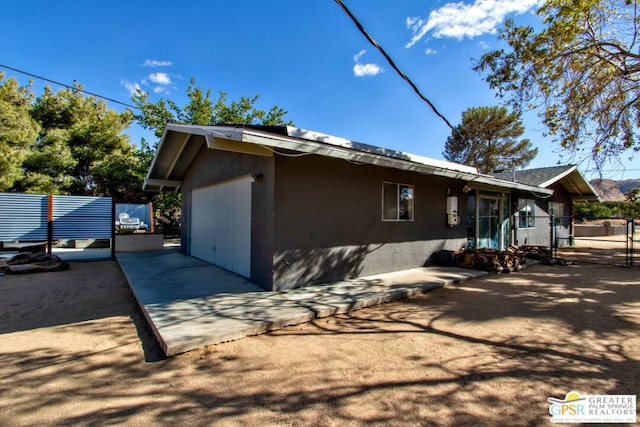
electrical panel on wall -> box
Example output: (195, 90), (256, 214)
(446, 195), (459, 226)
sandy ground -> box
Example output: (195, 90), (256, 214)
(0, 260), (638, 426)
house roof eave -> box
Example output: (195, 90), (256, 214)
(240, 128), (553, 195)
(543, 166), (601, 202)
(143, 124), (554, 196)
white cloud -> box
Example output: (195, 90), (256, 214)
(353, 50), (367, 62)
(121, 60), (174, 96)
(121, 79), (141, 95)
(353, 63), (383, 77)
(478, 40), (489, 49)
(406, 16), (427, 35)
(143, 59), (173, 67)
(147, 72), (171, 85)
(352, 50), (383, 77)
(122, 69), (174, 96)
(406, 0), (541, 47)
(424, 48), (437, 55)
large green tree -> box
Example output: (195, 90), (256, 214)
(474, 0), (640, 170)
(443, 106), (537, 174)
(22, 82), (143, 199)
(132, 78), (293, 138)
(131, 78), (294, 220)
(90, 138), (151, 202)
(0, 73), (40, 191)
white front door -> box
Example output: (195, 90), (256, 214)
(190, 176), (252, 277)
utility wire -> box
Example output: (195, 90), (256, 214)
(0, 63), (141, 111)
(333, 0), (458, 133)
(586, 168), (640, 172)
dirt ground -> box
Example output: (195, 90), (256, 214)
(0, 260), (638, 426)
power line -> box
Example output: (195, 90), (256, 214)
(585, 168), (640, 172)
(0, 63), (141, 111)
(333, 0), (458, 133)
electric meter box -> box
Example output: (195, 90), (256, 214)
(446, 196), (459, 226)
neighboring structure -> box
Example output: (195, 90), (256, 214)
(492, 166), (600, 247)
(144, 124), (597, 291)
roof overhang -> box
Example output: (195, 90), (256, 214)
(143, 124), (553, 196)
(539, 165), (601, 202)
(143, 125), (273, 192)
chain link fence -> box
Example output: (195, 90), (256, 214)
(634, 220), (640, 267)
(551, 216), (639, 267)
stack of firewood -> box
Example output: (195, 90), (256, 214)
(519, 245), (552, 260)
(519, 245), (573, 265)
(455, 245), (527, 273)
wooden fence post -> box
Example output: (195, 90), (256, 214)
(148, 201), (154, 233)
(47, 194), (53, 255)
(111, 198), (116, 259)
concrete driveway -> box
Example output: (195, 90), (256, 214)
(116, 250), (486, 355)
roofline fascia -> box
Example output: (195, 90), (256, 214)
(143, 125), (173, 187)
(142, 124), (246, 191)
(573, 168), (602, 202)
(284, 126), (479, 174)
(239, 128), (553, 195)
(538, 165), (601, 202)
(167, 123), (244, 141)
(539, 165), (577, 188)
(145, 124), (553, 196)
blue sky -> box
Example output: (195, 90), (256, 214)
(3, 0), (639, 180)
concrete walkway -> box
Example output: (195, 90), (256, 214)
(116, 250), (487, 356)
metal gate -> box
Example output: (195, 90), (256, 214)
(631, 219), (639, 267)
(554, 216), (639, 268)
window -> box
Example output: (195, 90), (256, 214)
(383, 182), (414, 221)
(548, 202), (564, 217)
(549, 201), (565, 226)
(518, 199), (536, 228)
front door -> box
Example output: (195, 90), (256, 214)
(478, 196), (501, 249)
(473, 192), (509, 250)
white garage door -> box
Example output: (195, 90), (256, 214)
(190, 176), (252, 278)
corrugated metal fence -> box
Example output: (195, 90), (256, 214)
(0, 193), (113, 258)
(0, 193), (48, 241)
(51, 195), (113, 240)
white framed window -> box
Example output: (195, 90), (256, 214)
(518, 199), (536, 228)
(383, 182), (414, 221)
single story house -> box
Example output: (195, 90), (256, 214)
(144, 124), (598, 291)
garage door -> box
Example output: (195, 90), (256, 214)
(190, 176), (252, 278)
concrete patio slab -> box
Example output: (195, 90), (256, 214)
(116, 249), (487, 356)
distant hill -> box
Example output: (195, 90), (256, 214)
(590, 179), (640, 201)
